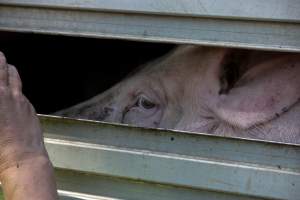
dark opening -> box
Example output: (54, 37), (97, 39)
(0, 31), (175, 114)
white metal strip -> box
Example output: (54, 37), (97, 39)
(54, 169), (266, 200)
(0, 5), (300, 51)
(58, 190), (120, 200)
(1, 0), (300, 22)
(45, 138), (300, 200)
(41, 115), (300, 172)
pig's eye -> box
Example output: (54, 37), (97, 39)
(136, 96), (156, 110)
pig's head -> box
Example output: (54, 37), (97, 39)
(56, 46), (300, 143)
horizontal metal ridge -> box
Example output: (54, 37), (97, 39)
(41, 115), (300, 200)
(1, 3), (300, 51)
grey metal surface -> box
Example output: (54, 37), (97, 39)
(55, 169), (266, 200)
(40, 115), (300, 200)
(2, 0), (300, 22)
(0, 1), (300, 51)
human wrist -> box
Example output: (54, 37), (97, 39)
(0, 153), (51, 181)
(0, 137), (48, 173)
(0, 155), (58, 200)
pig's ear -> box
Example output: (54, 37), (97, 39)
(214, 54), (300, 129)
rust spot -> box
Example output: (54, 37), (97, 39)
(277, 165), (282, 169)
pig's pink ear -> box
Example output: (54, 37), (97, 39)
(214, 54), (300, 129)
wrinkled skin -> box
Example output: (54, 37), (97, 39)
(0, 52), (58, 200)
(57, 46), (300, 144)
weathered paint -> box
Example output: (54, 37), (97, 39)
(40, 115), (300, 200)
(2, 0), (300, 22)
(0, 1), (300, 51)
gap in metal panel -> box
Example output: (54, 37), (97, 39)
(0, 31), (175, 114)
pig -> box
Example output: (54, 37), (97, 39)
(56, 46), (300, 144)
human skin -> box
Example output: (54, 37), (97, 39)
(0, 52), (58, 200)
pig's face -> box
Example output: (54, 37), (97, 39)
(56, 46), (300, 143)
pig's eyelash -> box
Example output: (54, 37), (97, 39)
(201, 116), (215, 120)
(134, 96), (157, 110)
(246, 124), (267, 139)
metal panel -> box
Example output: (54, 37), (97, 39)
(40, 115), (300, 200)
(55, 169), (265, 200)
(0, 2), (300, 51)
(2, 0), (300, 22)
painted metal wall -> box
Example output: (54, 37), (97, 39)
(0, 0), (300, 51)
(40, 115), (300, 200)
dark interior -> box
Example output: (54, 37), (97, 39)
(0, 31), (175, 114)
